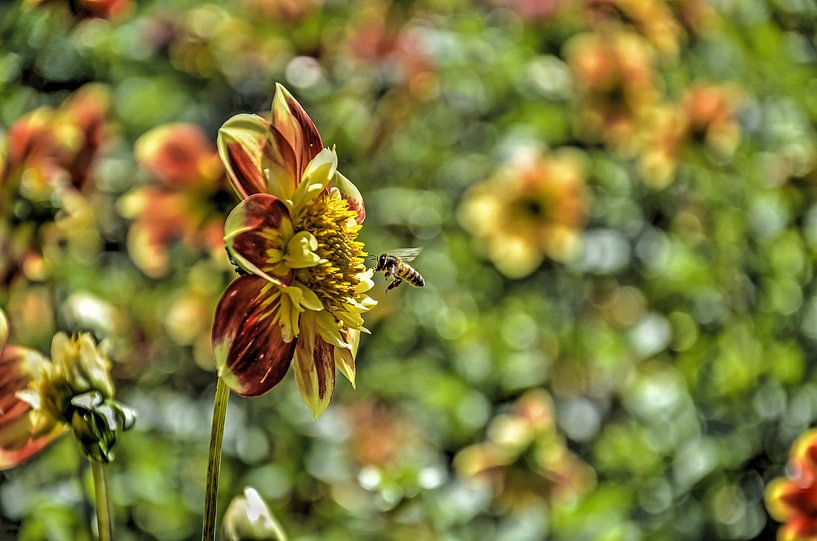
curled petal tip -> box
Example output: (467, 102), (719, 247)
(218, 114), (274, 199)
(331, 172), (365, 223)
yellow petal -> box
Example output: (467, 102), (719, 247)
(313, 311), (350, 349)
(282, 282), (323, 312)
(302, 148), (338, 186)
(284, 231), (321, 268)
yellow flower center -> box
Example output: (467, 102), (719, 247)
(296, 190), (367, 315)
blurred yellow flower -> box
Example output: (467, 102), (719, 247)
(459, 149), (587, 278)
(454, 390), (595, 511)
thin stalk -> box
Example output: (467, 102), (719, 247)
(269, 511), (288, 541)
(90, 461), (111, 541)
(202, 377), (230, 541)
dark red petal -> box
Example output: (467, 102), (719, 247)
(225, 194), (293, 279)
(285, 93), (323, 169)
(780, 484), (817, 515)
(312, 338), (335, 401)
(267, 125), (300, 195)
(212, 276), (295, 397)
(785, 515), (817, 537)
(227, 142), (267, 198)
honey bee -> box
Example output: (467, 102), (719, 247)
(374, 248), (425, 291)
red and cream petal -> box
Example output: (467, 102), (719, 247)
(331, 172), (366, 223)
(224, 194), (293, 283)
(212, 276), (296, 397)
(272, 83), (323, 180)
(218, 114), (299, 200)
(292, 319), (336, 419)
(0, 345), (64, 470)
(0, 422), (65, 470)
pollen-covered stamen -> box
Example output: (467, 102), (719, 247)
(297, 190), (367, 315)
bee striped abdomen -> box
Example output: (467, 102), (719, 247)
(397, 262), (425, 287)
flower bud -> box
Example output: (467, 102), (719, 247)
(222, 487), (287, 541)
(18, 332), (135, 463)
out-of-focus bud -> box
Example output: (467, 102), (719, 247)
(18, 332), (135, 463)
(50, 332), (114, 399)
(222, 487), (288, 541)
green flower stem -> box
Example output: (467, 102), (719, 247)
(202, 377), (230, 541)
(90, 460), (111, 541)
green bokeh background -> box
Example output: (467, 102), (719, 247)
(2, 0), (817, 539)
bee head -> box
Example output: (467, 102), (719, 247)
(377, 254), (386, 269)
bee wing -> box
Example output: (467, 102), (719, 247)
(388, 247), (423, 262)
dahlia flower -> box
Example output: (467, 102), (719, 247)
(212, 83), (375, 417)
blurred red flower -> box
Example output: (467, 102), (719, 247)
(767, 429), (817, 541)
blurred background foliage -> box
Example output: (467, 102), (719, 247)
(1, 0), (817, 539)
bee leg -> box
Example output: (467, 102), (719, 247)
(386, 277), (403, 292)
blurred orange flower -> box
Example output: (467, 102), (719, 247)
(119, 123), (228, 278)
(766, 429), (817, 541)
(459, 149), (587, 278)
(639, 83), (742, 188)
(454, 390), (595, 511)
(683, 83), (742, 154)
(0, 85), (111, 286)
(3, 84), (110, 198)
(564, 29), (658, 152)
